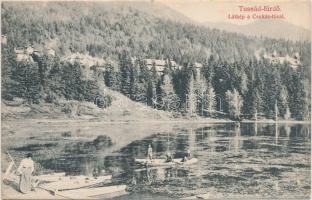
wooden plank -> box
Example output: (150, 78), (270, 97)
(37, 186), (93, 199)
(36, 173), (66, 182)
(3, 161), (14, 178)
(95, 190), (129, 199)
(197, 193), (211, 199)
(40, 175), (112, 191)
(54, 192), (94, 200)
(57, 185), (127, 198)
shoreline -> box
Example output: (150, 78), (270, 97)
(1, 118), (310, 125)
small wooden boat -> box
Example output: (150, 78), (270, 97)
(40, 175), (112, 191)
(134, 165), (172, 172)
(36, 172), (66, 182)
(56, 185), (127, 199)
(3, 159), (66, 183)
(3, 172), (66, 184)
(135, 158), (198, 166)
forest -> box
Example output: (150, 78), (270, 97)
(1, 2), (311, 120)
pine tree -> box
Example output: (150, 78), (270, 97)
(187, 71), (196, 116)
(204, 55), (216, 85)
(104, 63), (117, 89)
(161, 74), (178, 111)
(146, 80), (155, 107)
(135, 58), (149, 100)
(155, 79), (164, 109)
(61, 62), (84, 100)
(1, 46), (17, 100)
(278, 86), (289, 117)
(150, 65), (159, 84)
(226, 89), (243, 120)
(129, 59), (139, 99)
(263, 64), (282, 117)
(118, 50), (132, 96)
(284, 106), (291, 120)
(12, 61), (42, 104)
(239, 71), (248, 95)
(206, 84), (216, 116)
(196, 75), (208, 116)
(162, 74), (173, 93)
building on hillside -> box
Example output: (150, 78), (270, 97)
(1, 35), (7, 45)
(47, 48), (56, 57)
(14, 45), (34, 62)
(14, 47), (24, 54)
(63, 53), (107, 80)
(25, 45), (34, 55)
(64, 53), (106, 68)
(193, 62), (203, 77)
(14, 44), (58, 63)
(193, 62), (203, 69)
(263, 52), (301, 69)
(145, 59), (166, 72)
(144, 59), (182, 74)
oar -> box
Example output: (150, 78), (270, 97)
(3, 151), (18, 179)
(6, 151), (18, 168)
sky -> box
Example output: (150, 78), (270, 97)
(159, 0), (311, 30)
(15, 0), (311, 30)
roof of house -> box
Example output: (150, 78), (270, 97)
(194, 62), (203, 68)
(63, 53), (106, 67)
(145, 59), (167, 66)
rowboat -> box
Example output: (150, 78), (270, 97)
(3, 172), (66, 183)
(134, 165), (172, 172)
(135, 158), (198, 166)
(40, 175), (112, 191)
(3, 159), (66, 183)
(56, 185), (127, 199)
(36, 172), (66, 182)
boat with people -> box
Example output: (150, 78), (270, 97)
(136, 145), (198, 166)
(4, 171), (127, 199)
(2, 152), (128, 199)
(135, 157), (198, 166)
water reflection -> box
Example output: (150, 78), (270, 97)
(4, 122), (311, 198)
(109, 123), (310, 198)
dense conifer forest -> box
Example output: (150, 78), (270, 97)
(1, 2), (311, 120)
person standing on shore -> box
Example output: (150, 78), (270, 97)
(16, 153), (35, 193)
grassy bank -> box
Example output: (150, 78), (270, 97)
(2, 87), (309, 124)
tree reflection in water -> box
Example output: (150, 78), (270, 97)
(8, 123), (310, 198)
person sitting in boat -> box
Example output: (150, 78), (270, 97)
(181, 149), (191, 162)
(187, 149), (191, 159)
(16, 153), (36, 193)
(147, 144), (153, 161)
(92, 167), (100, 177)
(165, 152), (173, 162)
(181, 156), (188, 162)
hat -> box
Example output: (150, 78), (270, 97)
(26, 153), (33, 158)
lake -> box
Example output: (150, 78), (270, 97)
(1, 121), (311, 199)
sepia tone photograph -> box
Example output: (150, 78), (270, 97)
(1, 0), (311, 199)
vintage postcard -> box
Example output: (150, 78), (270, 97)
(1, 0), (311, 199)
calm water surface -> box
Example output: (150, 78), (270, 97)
(2, 122), (310, 199)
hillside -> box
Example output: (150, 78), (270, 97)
(1, 2), (311, 120)
(1, 87), (174, 121)
(203, 20), (311, 42)
(2, 2), (310, 63)
(121, 1), (194, 23)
